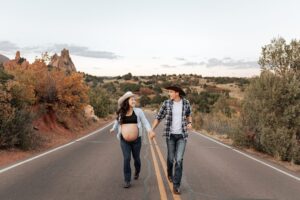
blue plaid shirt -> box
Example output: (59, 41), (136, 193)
(155, 98), (192, 139)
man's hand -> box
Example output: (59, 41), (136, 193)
(149, 130), (156, 140)
(187, 123), (193, 131)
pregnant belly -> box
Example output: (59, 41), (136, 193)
(121, 124), (139, 142)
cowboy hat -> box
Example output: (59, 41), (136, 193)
(118, 91), (136, 108)
(165, 85), (186, 96)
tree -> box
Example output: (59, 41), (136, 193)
(240, 38), (300, 164)
(259, 37), (300, 76)
(122, 73), (132, 80)
(55, 71), (90, 114)
(89, 87), (114, 118)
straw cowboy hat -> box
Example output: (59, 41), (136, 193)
(118, 91), (136, 108)
(165, 85), (186, 96)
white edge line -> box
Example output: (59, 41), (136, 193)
(0, 122), (114, 174)
(194, 131), (300, 182)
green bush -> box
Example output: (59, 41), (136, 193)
(212, 94), (233, 118)
(103, 82), (117, 93)
(188, 91), (220, 113)
(89, 87), (115, 118)
(0, 108), (38, 150)
(241, 69), (300, 162)
(151, 94), (168, 105)
(122, 73), (132, 80)
(0, 68), (14, 84)
(139, 95), (151, 107)
(120, 83), (141, 92)
(239, 37), (300, 164)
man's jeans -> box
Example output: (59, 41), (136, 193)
(120, 135), (142, 182)
(166, 134), (187, 188)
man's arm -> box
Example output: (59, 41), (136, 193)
(152, 119), (160, 130)
(186, 100), (193, 130)
(187, 115), (193, 130)
(150, 101), (167, 139)
(149, 119), (160, 139)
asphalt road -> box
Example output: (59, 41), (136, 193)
(0, 112), (300, 200)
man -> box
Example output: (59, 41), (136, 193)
(150, 85), (192, 195)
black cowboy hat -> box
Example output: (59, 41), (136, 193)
(164, 85), (186, 96)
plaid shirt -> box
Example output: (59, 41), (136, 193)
(155, 98), (192, 139)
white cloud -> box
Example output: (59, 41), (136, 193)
(0, 41), (120, 59)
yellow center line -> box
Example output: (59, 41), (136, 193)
(153, 138), (182, 200)
(147, 134), (168, 200)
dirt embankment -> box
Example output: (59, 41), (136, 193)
(0, 112), (114, 168)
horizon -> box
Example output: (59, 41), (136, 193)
(1, 0), (300, 77)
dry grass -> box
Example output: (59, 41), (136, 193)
(198, 127), (300, 173)
(216, 83), (244, 100)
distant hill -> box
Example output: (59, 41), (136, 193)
(0, 54), (9, 65)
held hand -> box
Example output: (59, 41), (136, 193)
(149, 130), (156, 140)
(109, 128), (115, 134)
(187, 123), (193, 131)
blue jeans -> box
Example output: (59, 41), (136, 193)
(120, 135), (142, 182)
(166, 134), (187, 188)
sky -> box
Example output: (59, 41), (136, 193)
(0, 0), (300, 77)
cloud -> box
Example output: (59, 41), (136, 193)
(182, 57), (259, 69)
(206, 57), (259, 69)
(161, 64), (177, 68)
(175, 57), (186, 61)
(93, 66), (102, 70)
(0, 41), (19, 52)
(45, 44), (120, 59)
(152, 57), (160, 59)
(182, 61), (206, 66)
(0, 41), (120, 59)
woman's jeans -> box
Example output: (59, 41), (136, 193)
(120, 135), (142, 182)
(166, 134), (187, 188)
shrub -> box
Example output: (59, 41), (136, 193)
(120, 83), (141, 92)
(0, 108), (39, 150)
(239, 37), (300, 163)
(89, 87), (114, 118)
(122, 73), (132, 80)
(139, 95), (151, 107)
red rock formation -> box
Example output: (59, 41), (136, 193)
(49, 49), (76, 72)
(3, 51), (29, 70)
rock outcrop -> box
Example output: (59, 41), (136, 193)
(49, 49), (76, 72)
(3, 51), (29, 70)
(84, 105), (99, 121)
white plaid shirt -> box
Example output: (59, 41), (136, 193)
(156, 98), (192, 139)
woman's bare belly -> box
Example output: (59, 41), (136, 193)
(121, 124), (139, 142)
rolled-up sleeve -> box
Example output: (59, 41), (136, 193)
(139, 109), (152, 133)
(186, 100), (192, 116)
(156, 100), (167, 121)
(112, 119), (119, 132)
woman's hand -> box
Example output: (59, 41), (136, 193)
(109, 128), (115, 134)
(149, 130), (156, 140)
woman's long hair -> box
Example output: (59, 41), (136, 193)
(116, 98), (130, 124)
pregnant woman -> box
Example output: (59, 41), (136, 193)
(110, 91), (155, 188)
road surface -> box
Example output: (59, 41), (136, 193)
(1, 112), (300, 200)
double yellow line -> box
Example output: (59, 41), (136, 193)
(147, 134), (181, 200)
